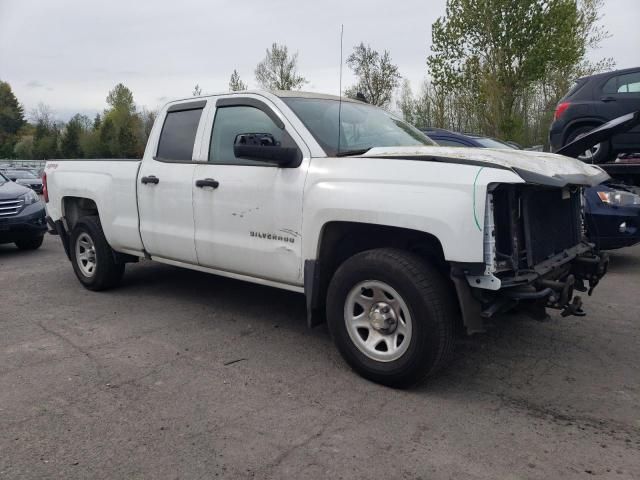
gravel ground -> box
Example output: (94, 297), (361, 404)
(1, 234), (639, 479)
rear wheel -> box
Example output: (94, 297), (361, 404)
(15, 235), (44, 250)
(565, 125), (613, 164)
(70, 216), (124, 291)
(326, 248), (456, 388)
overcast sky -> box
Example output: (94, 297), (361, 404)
(1, 0), (638, 121)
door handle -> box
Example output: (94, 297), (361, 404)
(141, 175), (159, 185)
(195, 178), (219, 189)
(600, 96), (615, 102)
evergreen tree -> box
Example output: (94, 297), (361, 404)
(0, 80), (26, 157)
(229, 70), (247, 91)
(99, 117), (116, 157)
(60, 114), (84, 158)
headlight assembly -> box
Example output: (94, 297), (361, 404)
(21, 189), (40, 206)
(596, 190), (640, 207)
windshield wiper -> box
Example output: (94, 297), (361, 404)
(335, 148), (372, 157)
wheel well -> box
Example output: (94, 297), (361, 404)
(563, 120), (600, 145)
(62, 197), (99, 230)
(306, 222), (451, 326)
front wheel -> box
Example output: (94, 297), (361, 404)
(70, 216), (125, 291)
(326, 248), (456, 388)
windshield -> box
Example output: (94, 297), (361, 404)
(282, 97), (435, 156)
(0, 172), (8, 183)
(6, 170), (37, 179)
(473, 137), (518, 149)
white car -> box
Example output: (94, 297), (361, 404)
(44, 91), (609, 387)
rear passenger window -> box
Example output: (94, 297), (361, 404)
(602, 72), (640, 94)
(156, 107), (203, 161)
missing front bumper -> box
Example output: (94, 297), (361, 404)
(452, 249), (609, 333)
(487, 251), (609, 318)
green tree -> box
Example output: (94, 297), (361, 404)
(344, 43), (401, 108)
(427, 0), (610, 143)
(139, 108), (157, 145)
(117, 114), (140, 157)
(106, 83), (136, 114)
(255, 43), (306, 90)
(192, 84), (202, 96)
(60, 114), (85, 158)
(229, 70), (247, 91)
(13, 135), (34, 158)
(0, 80), (26, 157)
(99, 117), (116, 157)
(413, 81), (435, 129)
(396, 79), (415, 124)
(31, 104), (60, 159)
(102, 83), (144, 157)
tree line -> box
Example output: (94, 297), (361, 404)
(0, 0), (611, 159)
(0, 82), (156, 160)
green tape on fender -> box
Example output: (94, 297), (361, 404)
(473, 167), (485, 232)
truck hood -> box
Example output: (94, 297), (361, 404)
(362, 146), (609, 187)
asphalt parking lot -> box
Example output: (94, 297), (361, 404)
(1, 234), (639, 479)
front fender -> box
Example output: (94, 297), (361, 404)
(302, 158), (524, 263)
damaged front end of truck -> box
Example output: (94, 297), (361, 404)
(451, 181), (609, 334)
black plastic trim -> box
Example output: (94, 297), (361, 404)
(50, 217), (71, 260)
(167, 100), (207, 112)
(215, 97), (285, 129)
(304, 259), (324, 328)
(449, 262), (486, 276)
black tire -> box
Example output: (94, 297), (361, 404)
(565, 125), (613, 164)
(15, 235), (44, 250)
(70, 216), (124, 291)
(326, 248), (456, 388)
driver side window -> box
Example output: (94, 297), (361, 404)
(209, 106), (283, 165)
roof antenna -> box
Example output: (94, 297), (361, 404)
(337, 24), (344, 155)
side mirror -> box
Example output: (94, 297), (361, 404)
(233, 133), (300, 167)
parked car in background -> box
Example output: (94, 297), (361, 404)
(0, 171), (47, 250)
(549, 67), (640, 163)
(424, 128), (640, 251)
(584, 183), (640, 250)
(421, 128), (515, 149)
(0, 168), (44, 193)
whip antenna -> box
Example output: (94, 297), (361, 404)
(337, 24), (344, 155)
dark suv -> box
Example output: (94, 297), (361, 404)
(0, 171), (47, 250)
(549, 67), (640, 163)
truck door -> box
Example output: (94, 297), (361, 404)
(137, 100), (206, 264)
(192, 96), (310, 286)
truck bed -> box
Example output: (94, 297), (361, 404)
(44, 159), (144, 255)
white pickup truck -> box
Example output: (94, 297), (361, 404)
(44, 91), (609, 387)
